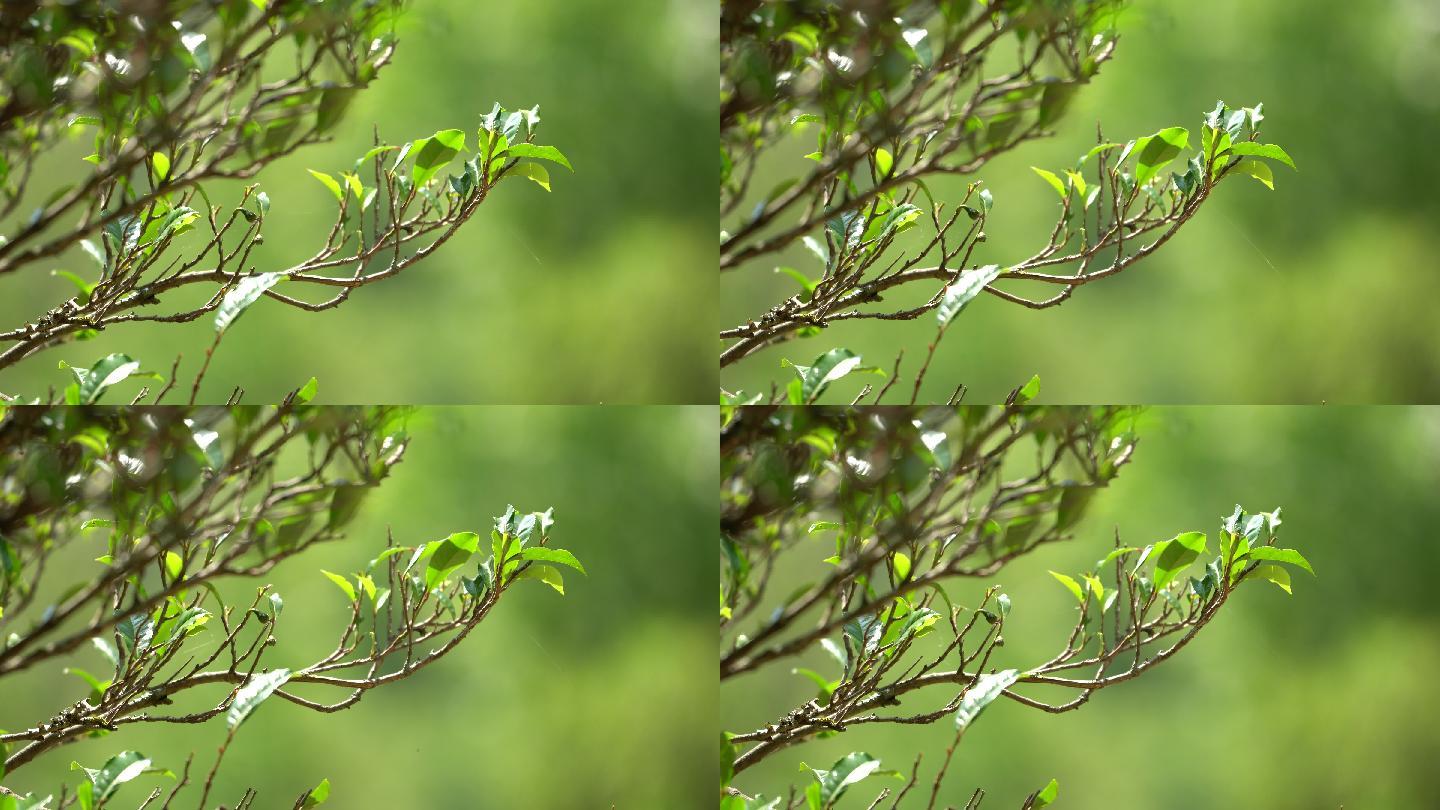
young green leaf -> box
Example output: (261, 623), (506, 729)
(1032, 778), (1060, 808)
(518, 563), (565, 594)
(1244, 546), (1313, 574)
(1049, 571), (1085, 604)
(510, 161), (551, 191)
(307, 169), (343, 201)
(505, 143), (572, 171)
(301, 778), (331, 808)
(1236, 159), (1274, 190)
(1031, 167), (1067, 199)
(874, 147), (893, 178)
(1133, 126), (1189, 185)
(1225, 141), (1295, 169)
(150, 151), (170, 182)
(425, 531), (480, 590)
(412, 129), (467, 186)
(516, 547), (586, 575)
(1250, 563), (1292, 594)
(1152, 531), (1207, 590)
(320, 570), (357, 602)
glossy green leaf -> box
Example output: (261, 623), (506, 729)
(783, 348), (880, 404)
(307, 169), (343, 201)
(227, 668), (291, 730)
(1152, 531), (1207, 590)
(1013, 374), (1041, 405)
(1251, 563), (1292, 594)
(1133, 126), (1189, 185)
(1236, 159), (1274, 190)
(936, 265), (1002, 327)
(511, 161), (551, 191)
(1245, 546), (1313, 574)
(1031, 167), (1067, 199)
(1049, 571), (1085, 604)
(875, 202), (922, 240)
(295, 376), (319, 404)
(215, 272), (283, 333)
(1082, 574), (1105, 605)
(65, 353), (141, 404)
(425, 531), (480, 590)
(805, 752), (886, 809)
(412, 129), (467, 186)
(1225, 141), (1295, 169)
(505, 143), (572, 171)
(955, 669), (1019, 730)
(517, 547), (586, 575)
(518, 563), (565, 594)
(321, 570), (356, 602)
(71, 750), (150, 807)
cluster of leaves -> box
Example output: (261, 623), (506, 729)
(0, 404), (581, 807)
(0, 1), (569, 400)
(719, 0), (1293, 402)
(719, 405), (1309, 808)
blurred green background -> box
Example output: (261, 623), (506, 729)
(722, 0), (1440, 403)
(0, 0), (716, 404)
(2, 406), (716, 808)
(725, 406), (1440, 808)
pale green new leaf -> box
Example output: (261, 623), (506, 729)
(320, 570), (356, 603)
(1245, 546), (1313, 574)
(506, 143), (572, 171)
(517, 547), (586, 575)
